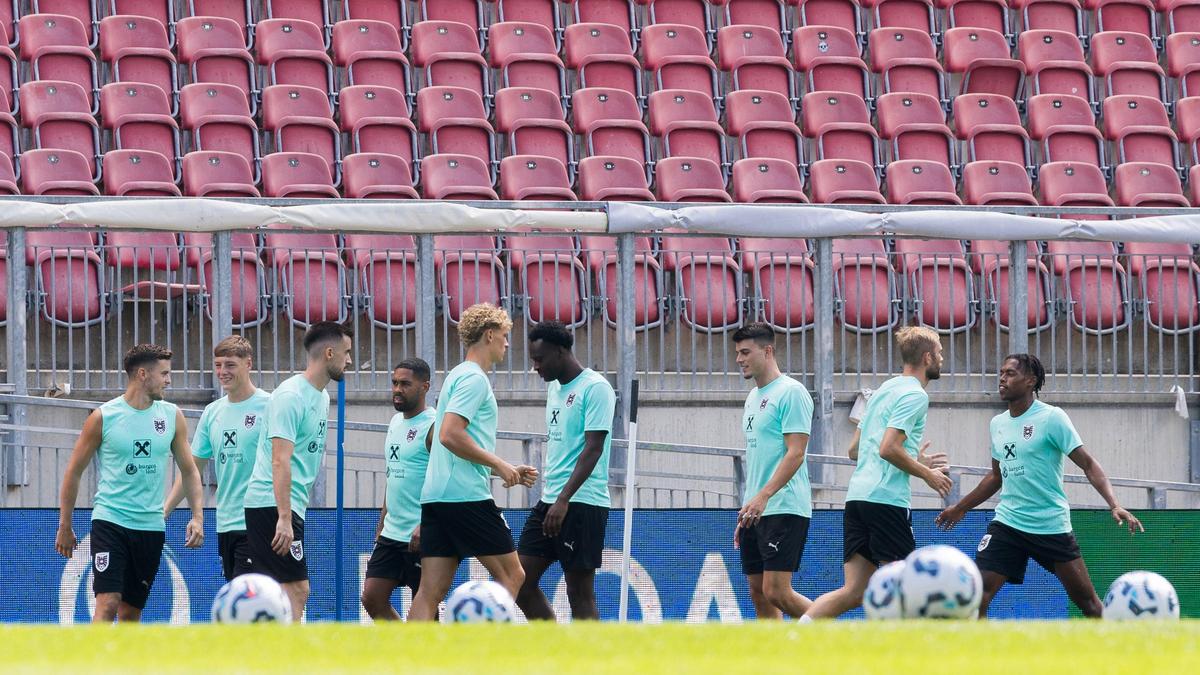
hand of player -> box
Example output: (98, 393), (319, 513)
(515, 465), (539, 488)
(409, 526), (421, 553)
(1112, 506), (1144, 534)
(271, 516), (294, 557)
(543, 499), (569, 538)
(55, 525), (77, 558)
(935, 504), (966, 531)
(185, 517), (204, 548)
(737, 492), (770, 529)
(493, 462), (522, 488)
(924, 467), (953, 499)
(732, 521), (742, 550)
(918, 441), (949, 474)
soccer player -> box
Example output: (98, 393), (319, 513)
(802, 326), (951, 620)
(408, 303), (538, 622)
(361, 358), (436, 621)
(243, 321), (353, 619)
(935, 354), (1144, 618)
(164, 335), (269, 581)
(729, 323), (815, 620)
(516, 321), (616, 621)
(55, 344), (205, 623)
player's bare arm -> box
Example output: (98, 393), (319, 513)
(847, 427), (860, 461)
(170, 408), (205, 548)
(55, 410), (103, 558)
(270, 436), (296, 556)
(1068, 446), (1144, 534)
(440, 412), (535, 487)
(164, 457), (208, 518)
(878, 427), (952, 498)
(542, 429), (607, 538)
(937, 459), (1003, 530)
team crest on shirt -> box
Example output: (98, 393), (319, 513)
(94, 552), (109, 573)
(759, 397), (769, 410)
(290, 541), (304, 561)
(565, 393), (576, 407)
(406, 428), (418, 442)
(1023, 425), (1034, 440)
(153, 418), (167, 435)
(244, 414), (257, 429)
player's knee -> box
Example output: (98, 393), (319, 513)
(763, 582), (792, 608)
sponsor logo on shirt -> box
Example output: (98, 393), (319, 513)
(1023, 425), (1034, 440)
(222, 430), (237, 449)
(1003, 442), (1016, 459)
(745, 415), (755, 432)
(125, 463), (138, 475)
(388, 444), (401, 460)
(133, 440), (152, 457)
(153, 418), (167, 435)
(244, 414), (257, 429)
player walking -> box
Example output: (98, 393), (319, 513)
(164, 336), (269, 581)
(802, 326), (951, 620)
(409, 303), (538, 622)
(516, 321), (616, 621)
(55, 344), (204, 623)
(361, 358), (436, 621)
(936, 353), (1143, 617)
(730, 323), (815, 620)
(243, 322), (353, 619)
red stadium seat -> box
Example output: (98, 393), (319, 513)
(867, 0), (937, 36)
(943, 27), (1025, 100)
(261, 152), (338, 198)
(0, 102), (17, 169)
(801, 91), (881, 175)
(0, 0), (15, 47)
(731, 157), (808, 202)
(489, 0), (562, 47)
(262, 85), (341, 185)
(102, 148), (178, 196)
(1019, 30), (1095, 109)
(342, 152), (418, 199)
(718, 0), (790, 36)
(264, 0), (332, 47)
(717, 24), (795, 102)
(833, 238), (899, 332)
(796, 0), (863, 40)
(416, 0), (485, 45)
(332, 20), (411, 102)
(1093, 0), (1158, 40)
(175, 16), (257, 115)
(499, 154), (576, 201)
(875, 92), (956, 170)
(186, 0), (252, 46)
(1125, 240), (1200, 333)
(342, 0), (409, 49)
(20, 147), (97, 195)
(1014, 0), (1084, 39)
(338, 85), (418, 181)
(659, 227), (743, 332)
(255, 18), (335, 100)
(19, 80), (101, 181)
(578, 155), (654, 201)
(579, 233), (664, 329)
(30, 0), (98, 48)
(433, 228), (507, 324)
(885, 159), (960, 204)
(262, 218), (349, 328)
(868, 27), (946, 105)
(655, 156), (731, 202)
(808, 158), (884, 203)
(99, 15), (177, 116)
(410, 21), (490, 106)
(952, 94), (1032, 172)
(1026, 93), (1106, 169)
(181, 150), (257, 196)
(1114, 162), (1189, 207)
(739, 235), (816, 331)
(487, 22), (566, 104)
(564, 22), (643, 100)
(416, 85), (497, 182)
(640, 0), (715, 47)
(1090, 31), (1166, 101)
(968, 239), (1054, 332)
(19, 14), (99, 114)
(1166, 32), (1200, 100)
(1167, 0), (1200, 33)
(792, 25), (871, 104)
(181, 230), (266, 327)
(343, 232), (417, 328)
(642, 23), (722, 103)
(494, 87), (574, 181)
(961, 160), (1038, 205)
(179, 82), (260, 183)
(103, 216), (190, 303)
(99, 82), (181, 182)
(0, 42), (14, 113)
(648, 88), (729, 177)
(421, 153), (498, 199)
(1174, 96), (1200, 165)
(943, 0), (1011, 37)
(567, 0), (637, 47)
(1102, 95), (1180, 172)
(571, 87), (652, 175)
(724, 89), (805, 170)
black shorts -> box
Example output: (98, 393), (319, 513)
(975, 519), (1082, 584)
(365, 536), (423, 590)
(739, 514), (810, 575)
(244, 507), (307, 583)
(217, 530), (255, 582)
(420, 500), (514, 560)
(89, 519), (165, 610)
(843, 500), (916, 566)
(517, 501), (608, 571)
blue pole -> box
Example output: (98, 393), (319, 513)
(335, 378), (346, 621)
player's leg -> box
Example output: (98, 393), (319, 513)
(362, 577), (402, 620)
(92, 593), (121, 623)
(515, 554), (556, 620)
(746, 573), (780, 619)
(762, 571), (812, 618)
(281, 580), (310, 619)
(409, 556), (456, 621)
(974, 522), (1032, 619)
(802, 553), (875, 619)
(362, 536), (412, 620)
(740, 517), (780, 619)
(116, 602), (143, 622)
(556, 503), (605, 621)
(563, 569), (599, 620)
(1053, 557), (1103, 617)
(89, 521), (127, 623)
(758, 515), (812, 618)
(477, 551), (526, 599)
(978, 570), (1008, 617)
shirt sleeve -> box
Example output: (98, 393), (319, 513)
(191, 405), (214, 459)
(267, 391), (303, 444)
(1050, 409), (1084, 455)
(886, 390), (929, 435)
(444, 372), (490, 422)
(779, 384), (814, 436)
(583, 382), (616, 433)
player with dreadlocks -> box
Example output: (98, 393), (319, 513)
(936, 354), (1144, 617)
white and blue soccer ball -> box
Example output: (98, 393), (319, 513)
(899, 545), (983, 619)
(211, 573), (293, 624)
(864, 561), (907, 620)
(1102, 571), (1180, 621)
(446, 580), (517, 623)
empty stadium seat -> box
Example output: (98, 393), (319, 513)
(642, 23), (722, 104)
(1114, 162), (1190, 207)
(19, 14), (99, 114)
(808, 158), (884, 203)
(416, 0), (485, 45)
(659, 226), (743, 331)
(655, 156), (731, 202)
(494, 87), (574, 180)
(500, 154), (576, 201)
(731, 157), (808, 202)
(875, 92), (956, 170)
(1167, 0), (1200, 33)
(262, 219), (349, 327)
(343, 231), (418, 329)
(0, 39), (14, 113)
(261, 150), (338, 198)
(886, 159), (961, 204)
(181, 149), (257, 196)
(968, 238), (1054, 331)
(264, 0), (332, 47)
(30, 0), (98, 48)
(99, 15), (177, 116)
(648, 88), (729, 177)
(724, 89), (805, 170)
(0, 1), (15, 48)
(867, 0), (937, 36)
(179, 82), (260, 182)
(342, 152), (418, 199)
(943, 0), (1011, 37)
(1093, 0), (1158, 40)
(1019, 29), (1095, 109)
(488, 22), (567, 104)
(1026, 93), (1106, 169)
(801, 91), (881, 175)
(1102, 95), (1181, 172)
(99, 82), (181, 182)
(1014, 0), (1084, 39)
(1124, 240), (1200, 333)
(792, 25), (871, 104)
(489, 0), (562, 46)
(0, 101), (16, 168)
(717, 24), (795, 102)
(19, 80), (101, 181)
(739, 235), (815, 331)
(410, 20), (490, 104)
(567, 0), (638, 48)
(255, 18), (335, 102)
(187, 0), (253, 47)
(571, 87), (652, 175)
(719, 0), (790, 37)
(579, 232), (664, 329)
(417, 85), (497, 181)
(1090, 31), (1166, 101)
(421, 153), (497, 199)
(102, 148), (179, 196)
(641, 0), (715, 47)
(0, 152), (15, 192)
(1174, 96), (1200, 165)
(332, 20), (411, 103)
(103, 223), (190, 304)
(342, 0), (408, 49)
(961, 159), (1038, 205)
(795, 0), (863, 40)
(262, 85), (341, 184)
(869, 27), (946, 106)
(952, 93), (1033, 172)
(943, 27), (1026, 100)
(175, 16), (257, 115)
(181, 230), (267, 327)
(564, 22), (643, 100)
(833, 238), (899, 332)
(338, 85), (418, 181)
(578, 155), (655, 201)
(1166, 32), (1200, 100)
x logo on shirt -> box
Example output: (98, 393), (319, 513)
(389, 444), (400, 460)
(133, 440), (151, 457)
(745, 416), (754, 432)
(1003, 443), (1016, 459)
(223, 431), (237, 448)
(550, 409), (560, 425)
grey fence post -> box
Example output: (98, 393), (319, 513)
(210, 231), (234, 396)
(812, 237), (836, 485)
(1008, 239), (1029, 353)
(4, 227), (28, 494)
(1150, 487), (1167, 509)
(613, 231), (636, 506)
(416, 234), (437, 383)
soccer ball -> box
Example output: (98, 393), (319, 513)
(1102, 571), (1180, 621)
(211, 573), (293, 624)
(446, 580), (517, 623)
(864, 561), (906, 620)
(899, 545), (983, 619)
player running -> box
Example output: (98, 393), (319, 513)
(409, 303), (538, 622)
(935, 353), (1143, 617)
(730, 323), (815, 620)
(55, 344), (204, 623)
(164, 336), (269, 581)
(243, 321), (353, 620)
(802, 326), (951, 621)
(516, 321), (616, 621)
(361, 358), (436, 621)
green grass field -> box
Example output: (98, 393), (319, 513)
(2, 621), (1198, 674)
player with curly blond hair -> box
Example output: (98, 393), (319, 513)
(409, 303), (539, 621)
